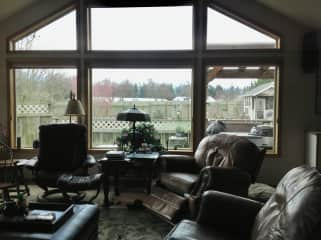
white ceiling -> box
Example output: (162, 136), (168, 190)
(0, 0), (320, 30)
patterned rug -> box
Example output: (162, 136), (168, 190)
(26, 185), (172, 240)
(99, 206), (171, 240)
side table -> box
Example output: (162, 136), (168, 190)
(126, 152), (160, 194)
(99, 158), (130, 206)
(99, 152), (160, 206)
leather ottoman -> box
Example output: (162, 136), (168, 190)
(0, 204), (99, 240)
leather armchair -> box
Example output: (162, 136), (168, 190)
(144, 134), (265, 222)
(159, 134), (264, 196)
(35, 124), (102, 201)
(165, 165), (321, 240)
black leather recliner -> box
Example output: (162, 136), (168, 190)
(35, 124), (102, 201)
(144, 134), (265, 222)
(165, 165), (321, 240)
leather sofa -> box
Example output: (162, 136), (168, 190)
(165, 165), (321, 240)
(144, 134), (265, 222)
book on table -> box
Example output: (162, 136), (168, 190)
(105, 150), (125, 160)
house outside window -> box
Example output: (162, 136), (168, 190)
(206, 65), (278, 152)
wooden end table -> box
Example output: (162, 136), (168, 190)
(99, 152), (160, 206)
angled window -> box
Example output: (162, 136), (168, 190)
(11, 10), (76, 51)
(90, 6), (193, 50)
(207, 7), (279, 49)
(206, 65), (279, 154)
(13, 68), (77, 148)
(91, 68), (192, 150)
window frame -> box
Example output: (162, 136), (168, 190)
(206, 2), (281, 50)
(6, 0), (282, 156)
(87, 64), (194, 151)
(205, 63), (281, 154)
(8, 5), (78, 52)
(9, 63), (81, 149)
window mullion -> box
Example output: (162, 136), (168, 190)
(192, 0), (207, 150)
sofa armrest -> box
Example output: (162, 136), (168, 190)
(159, 154), (198, 173)
(201, 166), (252, 197)
(83, 154), (96, 168)
(197, 190), (263, 237)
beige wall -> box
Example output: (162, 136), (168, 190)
(0, 0), (320, 185)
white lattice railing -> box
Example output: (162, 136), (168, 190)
(17, 105), (49, 114)
(92, 118), (191, 133)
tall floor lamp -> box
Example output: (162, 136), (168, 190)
(116, 105), (150, 152)
(65, 91), (85, 123)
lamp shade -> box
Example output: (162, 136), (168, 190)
(65, 98), (85, 116)
(116, 105), (150, 122)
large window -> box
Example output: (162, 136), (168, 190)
(91, 68), (192, 150)
(90, 6), (193, 50)
(8, 2), (281, 154)
(14, 68), (77, 148)
(206, 65), (278, 153)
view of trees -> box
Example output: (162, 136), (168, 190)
(16, 69), (76, 105)
(208, 85), (244, 100)
(93, 78), (191, 100)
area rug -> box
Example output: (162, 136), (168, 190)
(26, 185), (172, 240)
(99, 206), (171, 240)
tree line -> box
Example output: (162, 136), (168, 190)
(93, 78), (191, 100)
(16, 68), (273, 105)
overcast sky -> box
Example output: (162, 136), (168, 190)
(16, 6), (276, 89)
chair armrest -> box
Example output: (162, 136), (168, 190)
(159, 154), (198, 173)
(197, 190), (263, 237)
(83, 154), (96, 168)
(201, 166), (252, 197)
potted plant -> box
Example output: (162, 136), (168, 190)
(117, 123), (163, 152)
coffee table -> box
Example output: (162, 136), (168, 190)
(0, 204), (99, 240)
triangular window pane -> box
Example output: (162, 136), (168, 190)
(14, 10), (76, 51)
(207, 8), (278, 49)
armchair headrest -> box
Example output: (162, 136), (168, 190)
(38, 124), (87, 172)
(194, 134), (264, 182)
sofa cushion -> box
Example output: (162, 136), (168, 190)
(165, 220), (239, 240)
(251, 166), (321, 240)
(160, 172), (198, 196)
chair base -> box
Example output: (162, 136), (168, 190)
(37, 188), (86, 203)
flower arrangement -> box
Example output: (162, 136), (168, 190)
(117, 123), (164, 152)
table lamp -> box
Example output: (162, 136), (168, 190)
(65, 91), (85, 123)
(116, 105), (151, 152)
